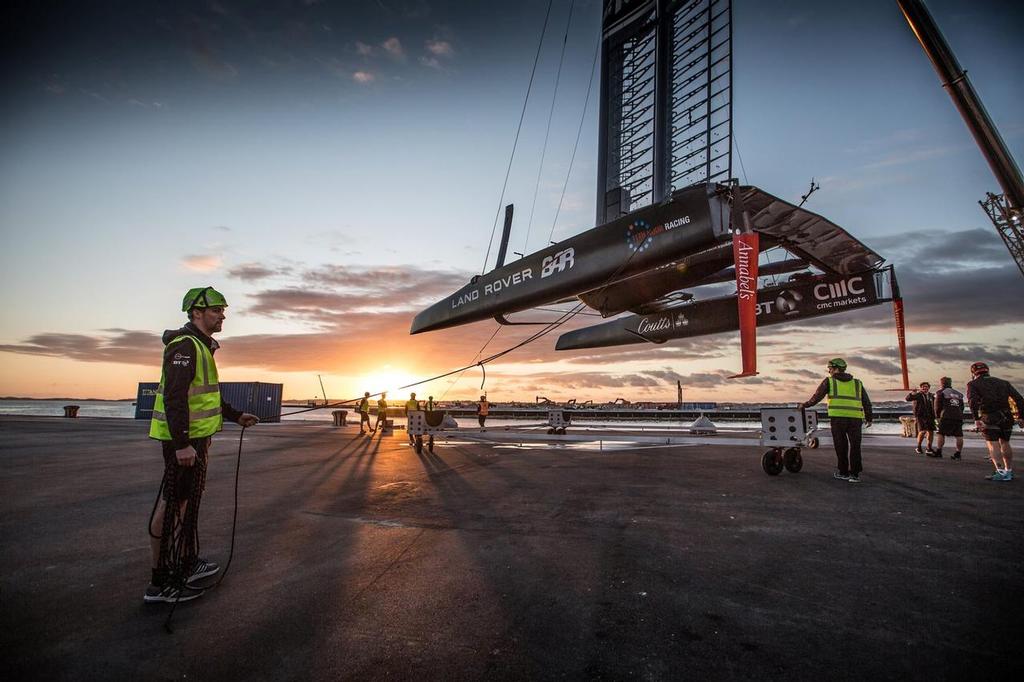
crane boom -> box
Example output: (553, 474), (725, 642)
(896, 0), (1024, 276)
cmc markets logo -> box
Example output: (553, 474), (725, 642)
(814, 276), (865, 301)
(626, 220), (653, 252)
(541, 248), (575, 278)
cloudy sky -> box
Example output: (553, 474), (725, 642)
(1, 0), (1022, 403)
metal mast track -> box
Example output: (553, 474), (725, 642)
(597, 0), (732, 223)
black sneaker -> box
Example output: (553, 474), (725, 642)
(833, 471), (850, 481)
(848, 474), (861, 483)
(915, 447), (923, 455)
(951, 452), (961, 460)
(926, 448), (936, 456)
(186, 558), (221, 587)
(144, 583), (204, 604)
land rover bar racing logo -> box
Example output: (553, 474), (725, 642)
(541, 248), (575, 278)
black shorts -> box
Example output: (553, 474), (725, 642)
(938, 419), (963, 438)
(981, 420), (1014, 442)
(360, 411), (370, 423)
(161, 439), (209, 501)
(915, 417), (935, 432)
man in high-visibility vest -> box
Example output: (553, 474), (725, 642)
(145, 287), (259, 604)
(476, 395), (490, 429)
(405, 392), (420, 444)
(374, 393), (388, 435)
(800, 358), (873, 483)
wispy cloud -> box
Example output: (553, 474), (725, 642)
(227, 262), (293, 282)
(352, 71), (375, 84)
(355, 41), (374, 57)
(381, 36), (404, 59)
(425, 39), (453, 57)
(181, 254), (223, 272)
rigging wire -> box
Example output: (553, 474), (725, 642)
(481, 0), (555, 274)
(733, 131), (749, 185)
(522, 0), (576, 255)
(548, 30), (601, 246)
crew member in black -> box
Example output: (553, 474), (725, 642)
(933, 376), (965, 460)
(906, 382), (936, 455)
(966, 362), (1024, 482)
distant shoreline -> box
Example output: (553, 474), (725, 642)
(0, 397), (133, 402)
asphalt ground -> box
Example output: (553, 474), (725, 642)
(1, 416), (1022, 681)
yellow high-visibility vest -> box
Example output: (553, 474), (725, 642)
(827, 377), (864, 419)
(150, 335), (222, 440)
(405, 399), (419, 412)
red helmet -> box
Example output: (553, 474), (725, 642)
(970, 361), (989, 376)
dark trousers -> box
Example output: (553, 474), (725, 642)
(830, 417), (863, 475)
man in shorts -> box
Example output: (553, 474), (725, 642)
(966, 362), (1024, 481)
(933, 377), (966, 460)
(906, 381), (936, 455)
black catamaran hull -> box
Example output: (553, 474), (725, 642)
(555, 269), (894, 350)
(409, 184), (732, 334)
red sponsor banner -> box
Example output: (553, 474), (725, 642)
(730, 232), (759, 378)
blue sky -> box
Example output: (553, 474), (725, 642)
(1, 0), (1022, 401)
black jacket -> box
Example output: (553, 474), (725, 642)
(933, 387), (965, 421)
(161, 322), (243, 449)
(802, 372), (873, 421)
(905, 391), (936, 421)
(966, 374), (1024, 422)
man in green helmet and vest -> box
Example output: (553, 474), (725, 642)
(800, 358), (873, 483)
(144, 286), (259, 603)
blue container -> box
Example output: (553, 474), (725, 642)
(136, 381), (283, 423)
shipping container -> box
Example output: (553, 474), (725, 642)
(135, 382), (284, 423)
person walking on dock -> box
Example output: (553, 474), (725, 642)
(800, 358), (873, 483)
(359, 392), (372, 435)
(145, 287), (259, 604)
(405, 392), (420, 444)
(477, 395), (490, 429)
(906, 382), (937, 455)
(933, 377), (965, 460)
(426, 396), (436, 412)
(374, 392), (388, 435)
(966, 362), (1024, 481)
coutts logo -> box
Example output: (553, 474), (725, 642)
(637, 316), (673, 335)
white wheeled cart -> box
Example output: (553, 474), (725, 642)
(759, 407), (820, 476)
(547, 410), (571, 435)
(407, 410), (447, 454)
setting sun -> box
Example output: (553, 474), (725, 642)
(360, 368), (421, 398)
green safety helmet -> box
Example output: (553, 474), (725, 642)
(827, 358), (847, 370)
(181, 286), (228, 312)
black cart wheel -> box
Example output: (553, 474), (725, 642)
(784, 448), (803, 473)
(807, 436), (819, 449)
(547, 428), (555, 434)
(557, 427), (566, 435)
(414, 436), (423, 454)
(428, 436), (434, 453)
(762, 450), (784, 476)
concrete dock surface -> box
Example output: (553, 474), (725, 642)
(2, 416), (1022, 680)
